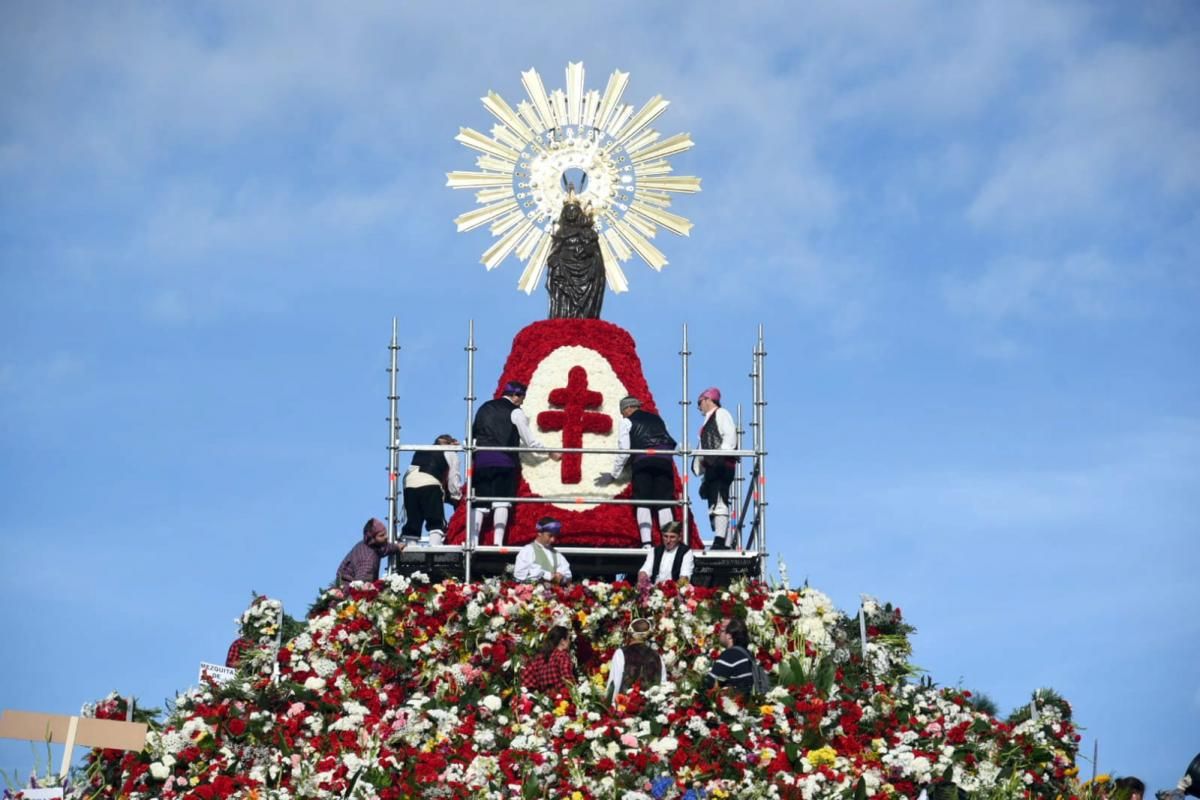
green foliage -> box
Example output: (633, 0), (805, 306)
(967, 691), (999, 717)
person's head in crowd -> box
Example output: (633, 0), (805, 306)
(434, 434), (458, 446)
(628, 618), (653, 643)
(540, 624), (570, 656)
(618, 396), (641, 417)
(362, 517), (388, 545)
(698, 386), (722, 412)
(661, 521), (683, 550)
(1115, 777), (1145, 800)
(502, 381), (528, 405)
(721, 617), (749, 648)
(535, 517), (562, 546)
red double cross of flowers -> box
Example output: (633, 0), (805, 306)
(536, 366), (613, 484)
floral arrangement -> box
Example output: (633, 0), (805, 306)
(56, 576), (1082, 800)
(446, 319), (704, 549)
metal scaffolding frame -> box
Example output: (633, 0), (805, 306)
(384, 319), (768, 582)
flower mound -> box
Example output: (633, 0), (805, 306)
(74, 579), (1080, 800)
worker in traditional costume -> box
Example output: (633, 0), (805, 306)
(513, 517), (572, 583)
(598, 395), (678, 547)
(693, 386), (738, 549)
(471, 381), (561, 546)
(401, 434), (462, 545)
(637, 520), (693, 586)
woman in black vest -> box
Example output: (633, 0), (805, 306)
(401, 434), (461, 544)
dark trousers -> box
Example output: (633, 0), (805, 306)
(402, 485), (446, 540)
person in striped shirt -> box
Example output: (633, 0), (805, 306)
(702, 617), (754, 696)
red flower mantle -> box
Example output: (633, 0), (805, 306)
(446, 318), (703, 549)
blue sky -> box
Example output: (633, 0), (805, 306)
(2, 0), (1197, 790)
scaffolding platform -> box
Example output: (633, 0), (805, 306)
(393, 545), (763, 586)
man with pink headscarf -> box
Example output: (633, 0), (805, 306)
(336, 518), (406, 585)
(693, 386), (738, 549)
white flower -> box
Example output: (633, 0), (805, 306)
(303, 676), (326, 691)
(649, 736), (678, 755)
(149, 762), (171, 780)
(481, 695), (502, 713)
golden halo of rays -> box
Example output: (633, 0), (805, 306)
(447, 62), (701, 295)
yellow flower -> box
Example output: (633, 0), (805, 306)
(338, 603), (358, 619)
(759, 704), (775, 714)
(759, 748), (775, 766)
(576, 610), (588, 624)
(1095, 775), (1112, 785)
(714, 791), (729, 799)
(805, 746), (838, 767)
(571, 793), (584, 800)
(554, 699), (570, 717)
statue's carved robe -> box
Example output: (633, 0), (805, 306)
(546, 204), (605, 319)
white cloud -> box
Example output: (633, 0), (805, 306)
(942, 251), (1121, 322)
(968, 30), (1200, 227)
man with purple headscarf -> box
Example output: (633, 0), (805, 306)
(470, 380), (562, 546)
(336, 518), (405, 585)
(693, 386), (738, 550)
(513, 517), (572, 583)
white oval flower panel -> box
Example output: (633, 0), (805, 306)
(522, 344), (631, 511)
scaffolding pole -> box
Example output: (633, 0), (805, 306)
(386, 318), (401, 572)
(733, 402), (744, 539)
(755, 325), (768, 562)
(463, 320), (477, 584)
(679, 324), (692, 543)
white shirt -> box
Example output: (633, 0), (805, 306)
(606, 645), (667, 700)
(609, 416), (633, 478)
(513, 541), (572, 582)
(512, 408), (547, 452)
(638, 545), (695, 584)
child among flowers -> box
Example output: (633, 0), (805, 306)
(521, 624), (574, 693)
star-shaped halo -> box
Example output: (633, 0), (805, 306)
(447, 62), (701, 294)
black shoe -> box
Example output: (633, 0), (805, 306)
(709, 539), (729, 551)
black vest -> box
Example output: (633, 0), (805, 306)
(411, 450), (449, 484)
(700, 412), (723, 451)
(619, 643), (662, 693)
(651, 545), (688, 581)
(628, 410), (676, 457)
(474, 398), (520, 464)
(701, 410), (735, 467)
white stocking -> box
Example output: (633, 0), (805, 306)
(492, 505), (510, 546)
(636, 507), (653, 545)
(473, 508), (487, 546)
(714, 513), (731, 547)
